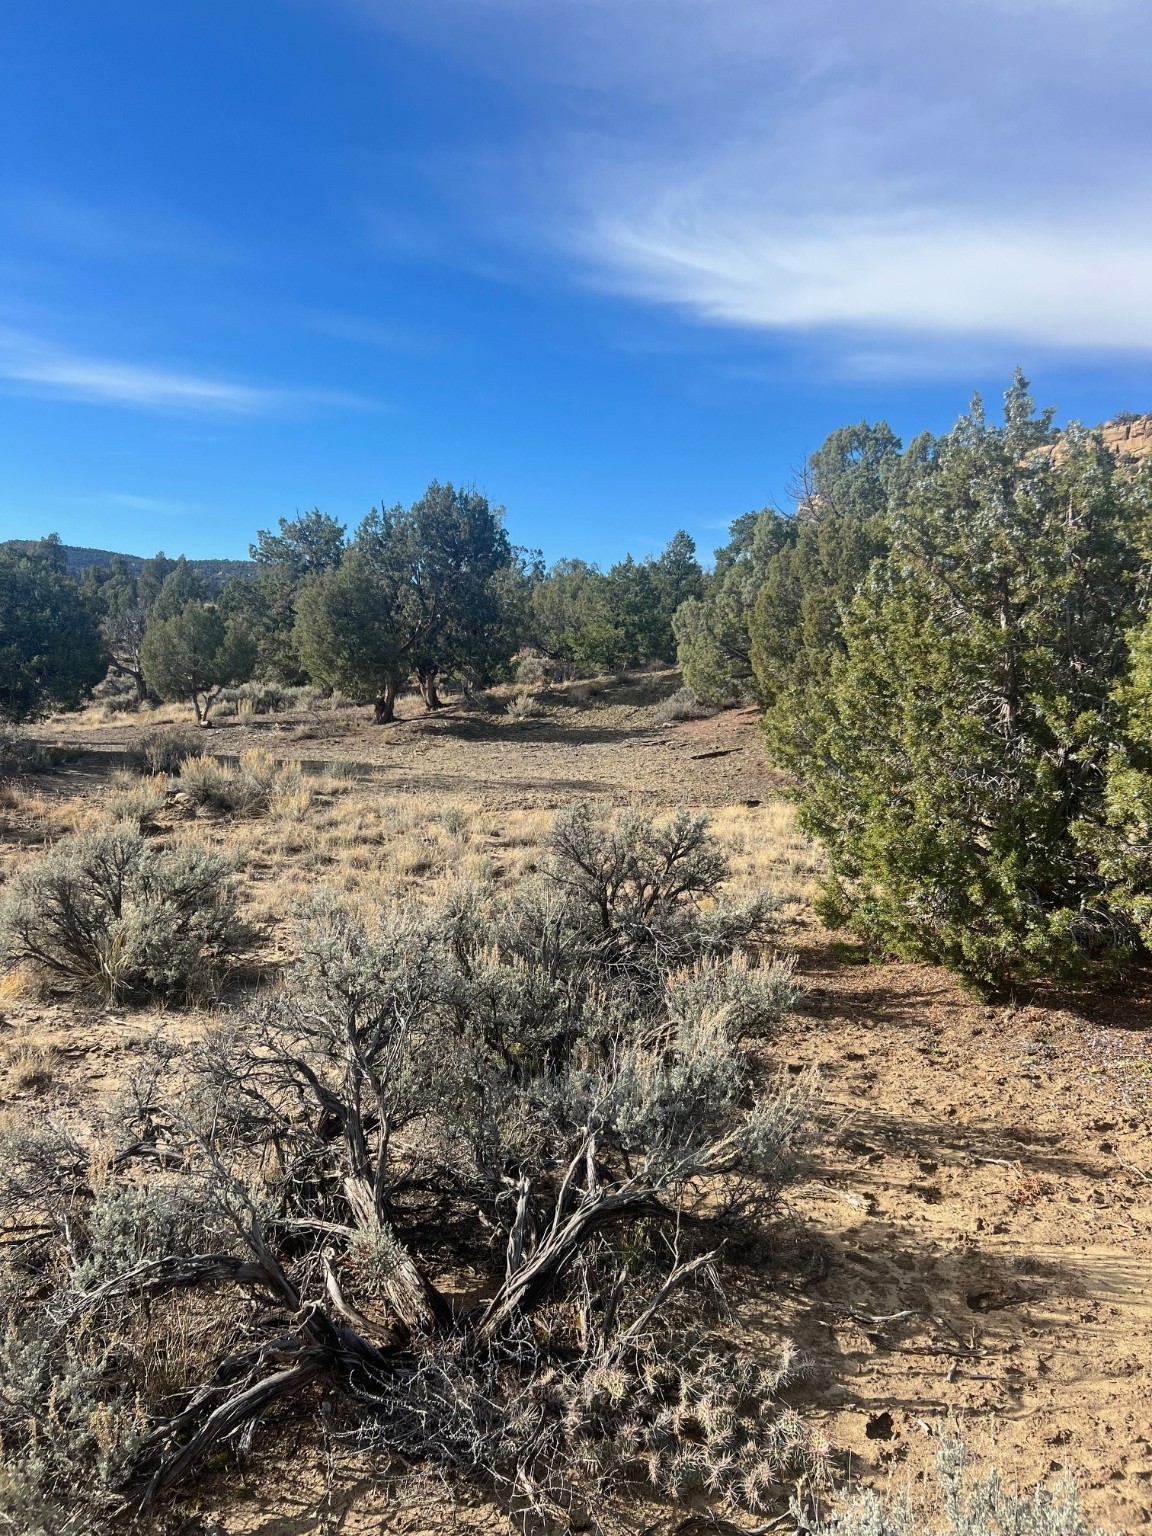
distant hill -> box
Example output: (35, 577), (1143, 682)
(0, 541), (254, 588)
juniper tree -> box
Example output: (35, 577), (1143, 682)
(140, 600), (256, 723)
(774, 375), (1146, 985)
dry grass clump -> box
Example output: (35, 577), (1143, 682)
(1, 1033), (57, 1093)
(505, 690), (546, 721)
(654, 686), (714, 724)
(179, 749), (311, 819)
(102, 777), (168, 831)
(139, 726), (202, 776)
(711, 801), (825, 909)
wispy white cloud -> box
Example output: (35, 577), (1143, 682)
(584, 203), (1152, 350)
(0, 330), (279, 413)
(96, 492), (195, 515)
(0, 329), (384, 415)
(341, 0), (1152, 362)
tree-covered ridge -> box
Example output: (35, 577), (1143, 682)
(0, 541), (253, 587)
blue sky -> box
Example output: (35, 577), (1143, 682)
(1, 0), (1150, 566)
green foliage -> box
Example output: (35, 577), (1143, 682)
(231, 508), (347, 683)
(0, 536), (106, 721)
(674, 511), (792, 705)
(297, 481), (517, 716)
(140, 600), (257, 722)
(82, 550), (178, 703)
(1078, 613), (1152, 948)
(773, 376), (1148, 986)
(294, 549), (404, 720)
(149, 555), (207, 621)
(0, 825), (254, 1003)
(533, 532), (705, 673)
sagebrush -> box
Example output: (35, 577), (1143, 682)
(0, 825), (253, 1003)
(0, 804), (819, 1531)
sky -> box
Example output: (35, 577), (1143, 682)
(1, 0), (1150, 566)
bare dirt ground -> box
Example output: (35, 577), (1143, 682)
(6, 673), (1152, 1532)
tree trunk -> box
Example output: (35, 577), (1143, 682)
(373, 678), (397, 724)
(419, 671), (441, 711)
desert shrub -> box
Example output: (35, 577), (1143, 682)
(139, 726), (201, 776)
(92, 673), (140, 719)
(815, 1438), (1107, 1536)
(102, 778), (167, 831)
(217, 680), (289, 716)
(515, 651), (554, 687)
(0, 725), (53, 778)
(0, 805), (813, 1528)
(505, 689), (545, 720)
(654, 685), (713, 723)
(0, 826), (253, 1003)
(180, 747), (306, 817)
(0, 1319), (143, 1536)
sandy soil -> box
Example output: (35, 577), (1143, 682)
(6, 678), (1152, 1532)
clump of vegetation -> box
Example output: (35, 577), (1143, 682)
(769, 378), (1147, 986)
(654, 685), (713, 723)
(0, 806), (815, 1530)
(103, 777), (168, 831)
(505, 689), (545, 720)
(0, 825), (253, 1003)
(0, 725), (54, 779)
(140, 598), (256, 724)
(814, 1438), (1108, 1536)
(178, 747), (304, 817)
(0, 537), (106, 721)
(138, 726), (201, 776)
(514, 651), (554, 687)
(217, 680), (289, 716)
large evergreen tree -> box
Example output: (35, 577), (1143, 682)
(83, 552), (178, 702)
(140, 602), (256, 723)
(232, 510), (347, 683)
(295, 482), (515, 717)
(774, 377), (1146, 986)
